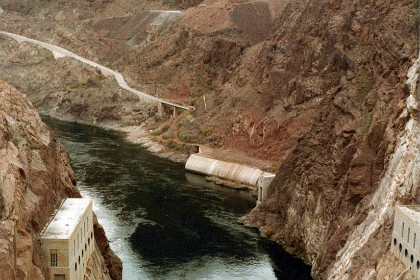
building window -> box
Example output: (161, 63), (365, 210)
(51, 253), (58, 267)
(403, 222), (405, 238)
(75, 263), (77, 271)
(408, 228), (411, 243)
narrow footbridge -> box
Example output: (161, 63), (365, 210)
(0, 31), (193, 111)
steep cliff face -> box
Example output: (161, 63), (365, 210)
(242, 0), (419, 278)
(327, 55), (420, 278)
(0, 80), (121, 279)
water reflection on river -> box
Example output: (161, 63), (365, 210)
(43, 117), (312, 280)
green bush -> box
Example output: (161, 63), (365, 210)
(162, 130), (173, 139)
(362, 112), (373, 132)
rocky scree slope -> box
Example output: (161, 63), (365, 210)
(0, 36), (156, 130)
(0, 80), (122, 279)
(241, 0), (419, 279)
(114, 0), (418, 165)
(0, 0), (300, 161)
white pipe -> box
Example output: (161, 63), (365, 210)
(185, 154), (275, 187)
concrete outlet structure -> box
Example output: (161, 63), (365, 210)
(391, 205), (420, 279)
(41, 198), (95, 280)
(185, 154), (275, 187)
(257, 174), (275, 206)
(185, 154), (276, 207)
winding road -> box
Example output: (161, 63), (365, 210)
(0, 31), (193, 111)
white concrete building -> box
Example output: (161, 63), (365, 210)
(41, 198), (95, 280)
(391, 205), (420, 279)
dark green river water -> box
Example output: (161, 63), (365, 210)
(43, 117), (312, 280)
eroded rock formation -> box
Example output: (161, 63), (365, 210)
(243, 1), (420, 278)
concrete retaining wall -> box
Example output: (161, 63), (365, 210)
(185, 154), (275, 187)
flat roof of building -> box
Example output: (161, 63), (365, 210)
(41, 198), (92, 240)
(398, 205), (420, 225)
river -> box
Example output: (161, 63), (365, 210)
(43, 117), (312, 280)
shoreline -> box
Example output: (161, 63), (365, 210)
(39, 112), (277, 170)
(41, 113), (192, 162)
(41, 114), (266, 198)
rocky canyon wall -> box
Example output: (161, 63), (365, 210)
(0, 0), (419, 278)
(244, 1), (420, 279)
(328, 52), (420, 280)
(0, 80), (121, 279)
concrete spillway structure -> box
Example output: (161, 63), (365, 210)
(391, 205), (420, 279)
(185, 154), (275, 203)
(41, 198), (94, 280)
